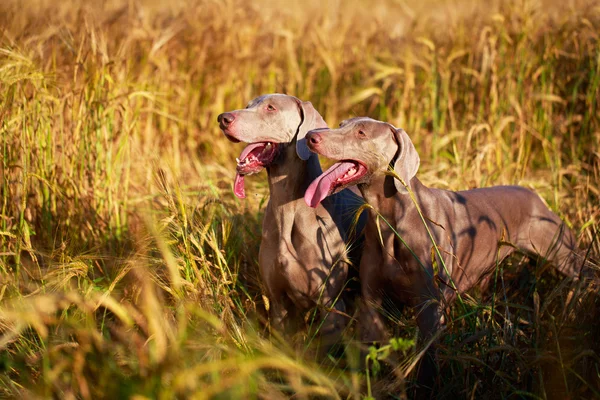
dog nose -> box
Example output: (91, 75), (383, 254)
(218, 112), (235, 127)
(307, 132), (322, 145)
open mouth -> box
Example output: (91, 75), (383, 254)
(234, 142), (280, 198)
(304, 160), (367, 208)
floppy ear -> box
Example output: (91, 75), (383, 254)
(392, 128), (420, 194)
(296, 100), (327, 160)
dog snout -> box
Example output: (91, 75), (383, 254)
(217, 112), (235, 128)
(307, 131), (322, 147)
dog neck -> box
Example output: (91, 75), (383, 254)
(359, 173), (428, 224)
(266, 144), (322, 206)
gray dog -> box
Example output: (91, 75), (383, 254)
(304, 117), (584, 390)
(217, 95), (363, 340)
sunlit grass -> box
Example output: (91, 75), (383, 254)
(1, 0), (599, 398)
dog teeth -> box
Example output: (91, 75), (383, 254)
(238, 155), (258, 166)
(336, 166), (358, 182)
(261, 142), (272, 156)
(239, 145), (272, 167)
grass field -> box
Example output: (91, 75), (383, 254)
(1, 0), (599, 398)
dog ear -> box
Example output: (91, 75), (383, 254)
(391, 128), (420, 194)
(296, 100), (327, 160)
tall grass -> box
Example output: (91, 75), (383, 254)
(1, 0), (599, 398)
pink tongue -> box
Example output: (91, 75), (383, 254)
(233, 143), (266, 199)
(304, 162), (355, 208)
(234, 173), (245, 198)
(239, 142), (266, 161)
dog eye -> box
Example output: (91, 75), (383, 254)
(266, 104), (276, 111)
(357, 130), (366, 137)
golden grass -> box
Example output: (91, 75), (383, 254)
(1, 0), (599, 398)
